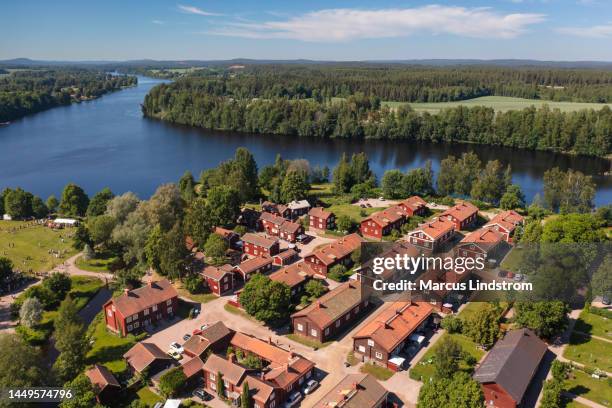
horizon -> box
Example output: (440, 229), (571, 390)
(2, 0), (612, 61)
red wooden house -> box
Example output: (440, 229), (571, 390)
(235, 256), (273, 282)
(484, 210), (525, 242)
(259, 212), (303, 243)
(241, 233), (280, 257)
(201, 264), (235, 296)
(440, 202), (479, 230)
(406, 218), (455, 251)
(103, 280), (178, 336)
(455, 228), (505, 261)
(272, 248), (299, 266)
(303, 233), (363, 275)
(360, 205), (408, 240)
(398, 196), (428, 216)
(308, 207), (336, 231)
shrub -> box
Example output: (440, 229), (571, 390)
(328, 264), (347, 282)
(440, 315), (462, 334)
(158, 367), (186, 397)
(183, 274), (204, 294)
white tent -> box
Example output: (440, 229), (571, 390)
(163, 399), (181, 408)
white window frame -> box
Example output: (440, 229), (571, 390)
(358, 345), (366, 353)
(297, 323), (303, 332)
(367, 339), (374, 347)
(375, 351), (383, 359)
(310, 328), (317, 337)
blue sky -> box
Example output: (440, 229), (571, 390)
(1, 0), (611, 61)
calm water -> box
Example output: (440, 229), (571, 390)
(1, 77), (610, 206)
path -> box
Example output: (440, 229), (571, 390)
(562, 392), (609, 408)
(573, 331), (612, 344)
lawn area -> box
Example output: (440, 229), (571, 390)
(564, 370), (612, 407)
(360, 363), (395, 381)
(136, 386), (164, 407)
(409, 333), (485, 381)
(573, 309), (612, 340)
(323, 202), (384, 223)
(562, 398), (591, 408)
(0, 220), (77, 273)
(500, 246), (525, 273)
(87, 313), (142, 374)
(75, 251), (117, 273)
(564, 333), (612, 372)
(382, 96), (612, 113)
(224, 303), (258, 322)
(285, 333), (332, 350)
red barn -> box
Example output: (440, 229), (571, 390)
(473, 329), (548, 408)
(241, 233), (280, 257)
(308, 207), (336, 231)
(201, 264), (235, 296)
(440, 202), (479, 230)
(303, 233), (363, 275)
(103, 280), (178, 336)
(272, 248), (299, 266)
(406, 218), (455, 251)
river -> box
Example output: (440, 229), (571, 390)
(0, 76), (610, 206)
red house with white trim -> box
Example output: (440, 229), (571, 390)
(201, 264), (235, 296)
(398, 196), (428, 216)
(308, 207), (336, 231)
(484, 210), (525, 242)
(440, 202), (479, 230)
(406, 218), (455, 251)
(241, 233), (280, 257)
(303, 233), (363, 275)
(360, 205), (408, 240)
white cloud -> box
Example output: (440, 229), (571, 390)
(152, 20), (165, 25)
(178, 4), (221, 17)
(558, 23), (612, 38)
(207, 5), (545, 42)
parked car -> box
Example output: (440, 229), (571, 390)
(602, 296), (611, 305)
(200, 324), (209, 331)
(303, 379), (319, 394)
(170, 342), (184, 354)
(193, 389), (213, 401)
(514, 274), (524, 282)
(192, 308), (200, 317)
(379, 197), (385, 201)
(167, 350), (182, 360)
(284, 392), (303, 408)
(498, 270), (508, 278)
(183, 334), (192, 341)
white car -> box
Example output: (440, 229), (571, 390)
(303, 379), (319, 394)
(284, 392), (303, 407)
(167, 349), (182, 360)
(170, 342), (184, 354)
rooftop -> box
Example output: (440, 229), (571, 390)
(309, 207), (334, 220)
(201, 264), (235, 281)
(307, 233), (363, 266)
(269, 262), (317, 287)
(123, 342), (172, 373)
(85, 364), (120, 392)
(242, 233), (279, 248)
(313, 373), (388, 408)
(109, 280), (178, 318)
(202, 354), (247, 385)
(236, 256), (273, 275)
(410, 217), (455, 240)
(441, 202), (479, 222)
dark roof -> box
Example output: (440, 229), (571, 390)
(85, 364), (120, 392)
(242, 233), (279, 248)
(473, 328), (548, 403)
(313, 373), (388, 408)
(110, 280), (178, 317)
(183, 321), (233, 356)
(123, 342), (173, 373)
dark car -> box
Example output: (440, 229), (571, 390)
(498, 270), (508, 278)
(193, 389), (213, 401)
(183, 333), (192, 341)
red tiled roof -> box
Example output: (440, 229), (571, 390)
(460, 228), (505, 245)
(123, 342), (172, 373)
(242, 375), (276, 403)
(280, 220), (302, 234)
(231, 332), (291, 365)
(110, 280), (178, 318)
(485, 210), (524, 232)
(307, 233), (363, 266)
(269, 262), (317, 288)
(260, 212), (285, 225)
(313, 373), (388, 408)
(274, 249), (298, 261)
(236, 256), (273, 275)
(291, 280), (364, 328)
(409, 218), (455, 240)
(183, 321), (233, 356)
(202, 354), (247, 385)
(363, 205), (407, 228)
(242, 233), (278, 248)
(353, 302), (433, 352)
(309, 207), (333, 220)
(400, 196), (427, 212)
(201, 264), (235, 281)
(441, 202), (479, 222)
(182, 356), (205, 378)
(85, 364), (120, 392)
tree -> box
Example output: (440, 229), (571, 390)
(333, 153), (354, 193)
(591, 254), (611, 299)
(87, 214), (115, 247)
(73, 224), (92, 250)
(106, 192), (139, 224)
(349, 152), (373, 185)
(514, 301), (569, 339)
(111, 206), (151, 267)
(470, 160), (508, 204)
(440, 315), (462, 334)
(0, 257), (14, 291)
(60, 373), (96, 408)
(82, 244), (95, 261)
(59, 183), (89, 217)
(539, 378), (564, 408)
(141, 184), (184, 232)
(53, 321), (89, 382)
(240, 274), (291, 323)
(0, 333), (47, 388)
(382, 169), (405, 199)
(463, 304), (500, 348)
(336, 215), (354, 233)
(433, 336), (462, 379)
(31, 196), (49, 218)
(43, 272), (72, 301)
(158, 223), (189, 279)
(55, 295), (80, 334)
(46, 194), (59, 214)
(500, 184), (525, 209)
(280, 170), (310, 202)
(241, 380), (252, 408)
(305, 279), (326, 299)
(543, 168), (595, 213)
(216, 372), (225, 397)
(551, 360), (570, 381)
(178, 170), (196, 202)
(417, 372), (483, 408)
(402, 161), (434, 197)
(540, 213), (606, 243)
(204, 233), (228, 265)
(437, 156), (458, 196)
(19, 297), (43, 328)
(233, 147), (259, 202)
(184, 198), (215, 247)
(4, 187), (32, 218)
(328, 264), (347, 282)
(159, 367), (186, 397)
(207, 185), (240, 228)
(86, 187), (114, 217)
(183, 273), (204, 294)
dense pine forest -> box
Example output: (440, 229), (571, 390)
(0, 69), (137, 122)
(142, 65), (612, 157)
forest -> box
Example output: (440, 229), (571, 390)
(0, 69), (137, 122)
(143, 78), (612, 157)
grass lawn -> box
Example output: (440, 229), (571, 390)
(360, 363), (395, 381)
(346, 351), (359, 366)
(75, 251), (117, 273)
(285, 333), (332, 350)
(564, 333), (612, 372)
(136, 386), (164, 407)
(573, 309), (612, 339)
(382, 96), (612, 113)
(0, 220), (77, 273)
(323, 202), (384, 223)
(87, 313), (142, 374)
(562, 398), (591, 408)
(564, 370), (612, 407)
(409, 332), (485, 381)
(224, 303), (258, 322)
(500, 246), (525, 273)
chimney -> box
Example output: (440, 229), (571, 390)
(228, 353), (236, 363)
(123, 288), (130, 295)
(268, 337), (273, 344)
(147, 280), (153, 287)
(352, 382), (360, 390)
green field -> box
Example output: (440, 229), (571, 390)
(564, 333), (612, 372)
(574, 309), (612, 340)
(0, 220), (77, 273)
(381, 96), (612, 113)
(87, 313), (143, 374)
(75, 251), (117, 273)
(564, 370), (612, 407)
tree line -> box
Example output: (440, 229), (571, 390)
(143, 85), (611, 157)
(0, 69), (137, 122)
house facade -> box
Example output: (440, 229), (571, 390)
(242, 233), (280, 257)
(398, 196), (428, 216)
(259, 212), (303, 243)
(235, 256), (273, 282)
(103, 280), (178, 336)
(303, 233), (363, 275)
(455, 228), (505, 261)
(360, 205), (407, 240)
(406, 218), (455, 251)
(308, 207), (336, 231)
(201, 264), (235, 296)
(272, 249), (299, 266)
(440, 202), (479, 230)
(483, 210), (525, 242)
(269, 261), (317, 299)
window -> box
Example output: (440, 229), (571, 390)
(167, 307), (173, 314)
(126, 316), (132, 323)
(375, 351), (383, 359)
(345, 314), (350, 321)
(412, 238), (417, 244)
(107, 309), (113, 317)
(355, 306), (360, 313)
(134, 321), (140, 328)
(358, 345), (365, 353)
(210, 373), (216, 380)
(270, 401), (276, 408)
(166, 299), (172, 305)
(325, 328), (330, 335)
(152, 304), (158, 312)
(367, 339), (374, 347)
(127, 324), (132, 332)
(310, 328), (317, 337)
(297, 323), (303, 332)
(211, 382), (216, 390)
(144, 308), (149, 316)
(224, 380), (229, 388)
(336, 320), (341, 328)
(131, 314), (138, 321)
